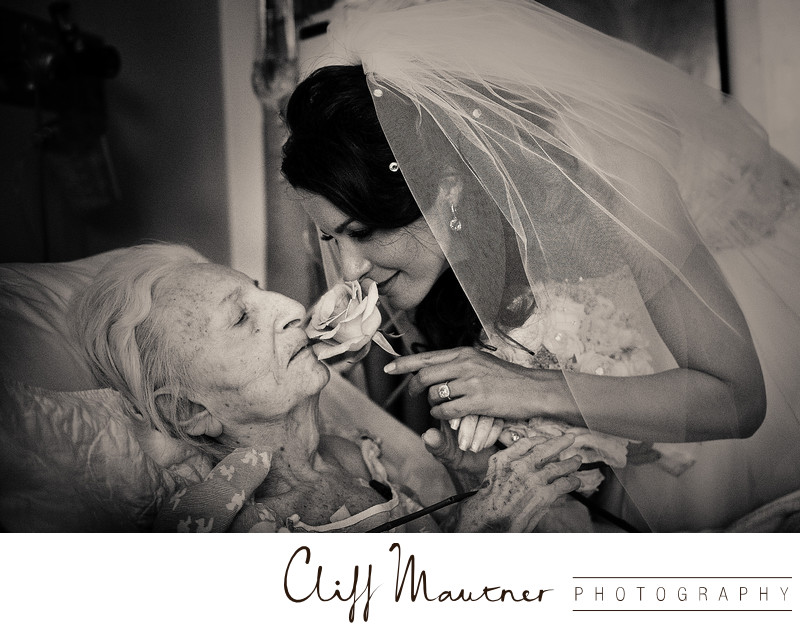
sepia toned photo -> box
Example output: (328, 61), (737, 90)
(1, 0), (798, 544)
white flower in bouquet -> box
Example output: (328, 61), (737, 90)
(574, 350), (617, 376)
(488, 278), (695, 483)
(548, 296), (586, 334)
(305, 279), (399, 361)
(614, 348), (655, 377)
(542, 329), (585, 364)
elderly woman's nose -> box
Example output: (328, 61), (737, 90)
(339, 241), (371, 281)
(267, 293), (306, 329)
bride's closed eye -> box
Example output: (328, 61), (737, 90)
(346, 227), (374, 241)
(319, 227), (374, 242)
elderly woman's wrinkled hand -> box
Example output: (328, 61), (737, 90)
(455, 434), (581, 532)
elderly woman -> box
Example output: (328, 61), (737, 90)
(68, 243), (580, 532)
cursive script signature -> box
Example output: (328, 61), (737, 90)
(283, 543), (553, 623)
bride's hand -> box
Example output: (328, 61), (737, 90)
(448, 415), (505, 453)
(384, 347), (570, 424)
(422, 420), (495, 493)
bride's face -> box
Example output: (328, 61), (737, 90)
(153, 263), (329, 424)
(300, 193), (450, 312)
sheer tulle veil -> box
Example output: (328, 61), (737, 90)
(308, 0), (800, 531)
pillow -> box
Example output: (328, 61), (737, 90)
(0, 379), (209, 532)
(0, 249), (211, 531)
(0, 250), (119, 391)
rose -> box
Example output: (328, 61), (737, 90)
(581, 315), (630, 354)
(305, 279), (398, 361)
(542, 328), (584, 364)
(547, 297), (586, 335)
(573, 350), (616, 376)
(613, 348), (654, 377)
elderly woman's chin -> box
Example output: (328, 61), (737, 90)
(299, 347), (332, 393)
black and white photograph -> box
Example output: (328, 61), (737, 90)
(1, 1), (798, 628)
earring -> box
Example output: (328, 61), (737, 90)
(449, 204), (462, 232)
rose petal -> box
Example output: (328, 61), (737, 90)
(346, 344), (372, 364)
(314, 325), (341, 340)
(316, 287), (342, 320)
(306, 321), (341, 340)
(363, 280), (380, 311)
(340, 281), (362, 306)
(315, 341), (352, 360)
(372, 331), (399, 356)
(345, 335), (372, 352)
(360, 309), (382, 337)
(343, 297), (368, 320)
(332, 318), (364, 344)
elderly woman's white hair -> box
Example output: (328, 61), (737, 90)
(69, 242), (228, 459)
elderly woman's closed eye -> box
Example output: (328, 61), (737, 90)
(148, 264), (327, 445)
(69, 243), (579, 532)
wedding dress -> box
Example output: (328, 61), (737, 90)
(311, 0), (800, 531)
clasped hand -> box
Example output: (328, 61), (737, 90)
(422, 422), (581, 532)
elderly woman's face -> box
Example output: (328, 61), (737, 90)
(153, 263), (329, 422)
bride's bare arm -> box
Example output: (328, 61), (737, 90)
(389, 348), (762, 444)
(595, 241), (767, 442)
(386, 249), (766, 444)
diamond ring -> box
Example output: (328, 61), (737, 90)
(437, 382), (452, 401)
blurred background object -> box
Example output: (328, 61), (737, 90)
(1, 1), (120, 262)
(0, 0), (264, 276)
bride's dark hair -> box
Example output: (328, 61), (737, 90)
(281, 64), (482, 350)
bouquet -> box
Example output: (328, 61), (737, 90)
(305, 279), (399, 361)
(491, 280), (655, 378)
(488, 278), (695, 489)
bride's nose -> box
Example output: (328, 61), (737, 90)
(339, 240), (372, 282)
(269, 293), (306, 330)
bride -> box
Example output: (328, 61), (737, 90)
(280, 0), (800, 531)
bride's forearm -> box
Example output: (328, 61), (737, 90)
(538, 368), (765, 443)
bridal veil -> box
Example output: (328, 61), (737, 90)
(307, 0), (800, 531)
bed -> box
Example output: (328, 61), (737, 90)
(0, 247), (453, 532)
(4, 247), (800, 532)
